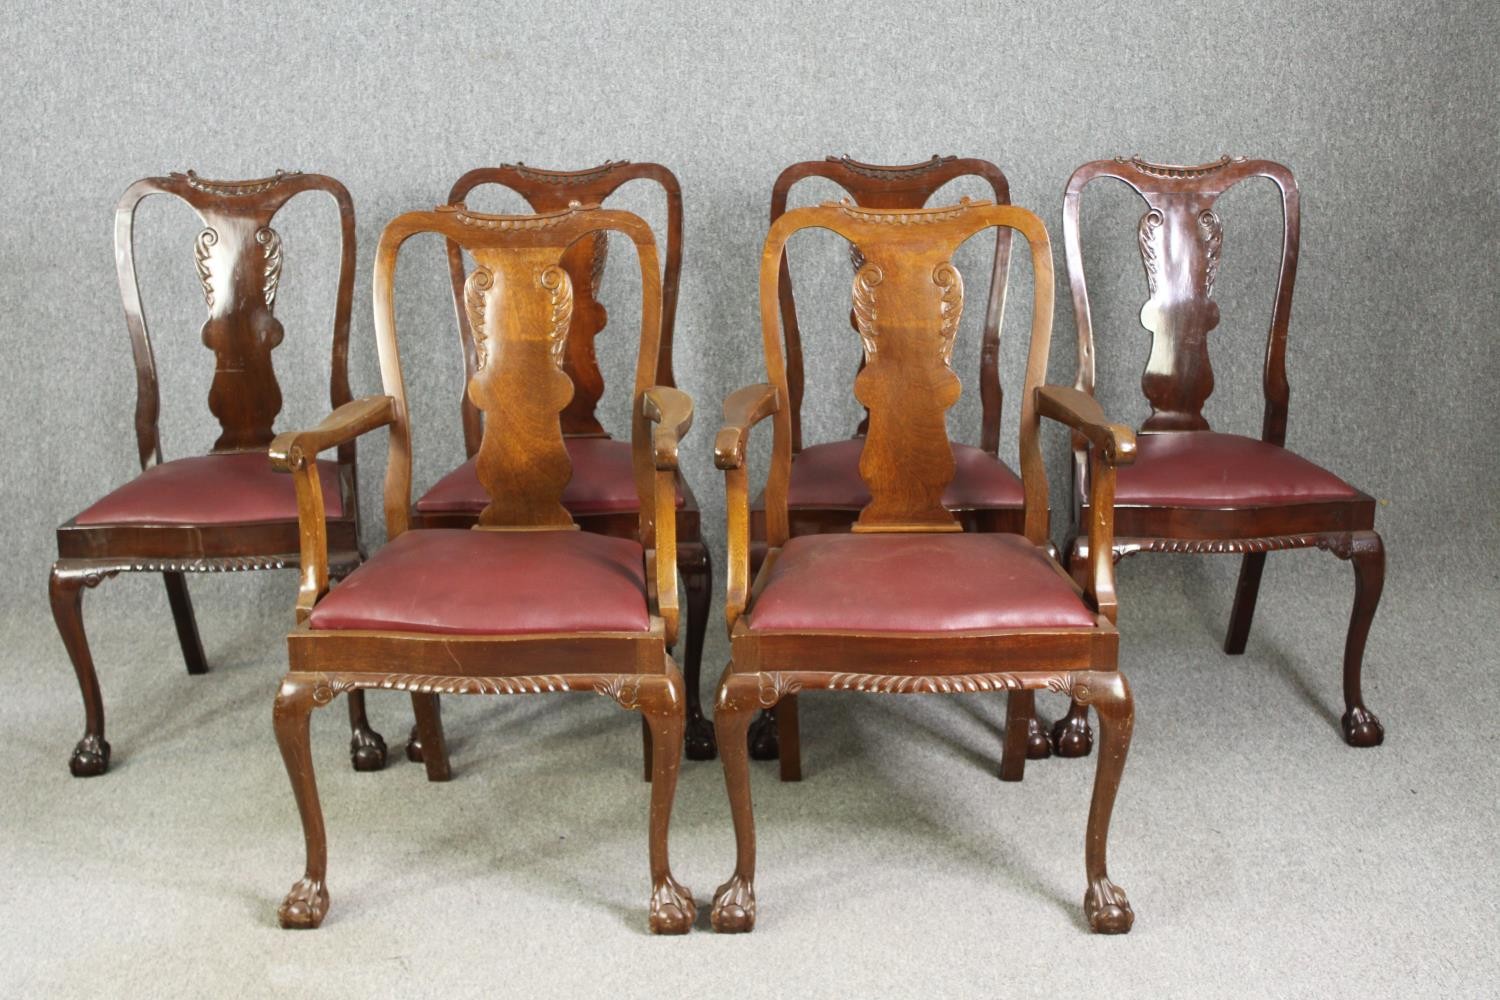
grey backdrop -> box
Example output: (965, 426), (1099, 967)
(2, 2), (1497, 996)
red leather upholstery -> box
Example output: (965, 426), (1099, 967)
(74, 452), (343, 526)
(748, 533), (1096, 632)
(308, 529), (650, 634)
(1114, 432), (1362, 507)
(416, 437), (683, 516)
(778, 438), (1024, 510)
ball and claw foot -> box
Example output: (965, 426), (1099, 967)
(278, 877), (329, 929)
(648, 876), (697, 935)
(711, 874), (756, 933)
(349, 727), (388, 772)
(1051, 713), (1093, 758)
(405, 724), (423, 763)
(1084, 877), (1133, 934)
(684, 715), (717, 761)
(1026, 717), (1053, 759)
(1341, 706), (1384, 748)
(747, 710), (778, 761)
(69, 735), (110, 777)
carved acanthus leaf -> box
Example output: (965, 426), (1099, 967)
(1198, 209), (1223, 295)
(257, 226), (283, 307)
(933, 261), (963, 365)
(1137, 210), (1163, 295)
(194, 227), (218, 307)
(851, 262), (883, 359)
(538, 264), (574, 367)
(596, 675), (643, 710)
(464, 267), (494, 370)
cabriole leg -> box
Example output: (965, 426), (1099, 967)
(162, 571), (208, 675)
(346, 690), (387, 772)
(1338, 532), (1385, 747)
(1223, 552), (1267, 655)
(680, 541), (717, 760)
(636, 663), (695, 934)
(1079, 671), (1134, 934)
(275, 676), (330, 929)
(50, 564), (112, 777)
(712, 670), (760, 933)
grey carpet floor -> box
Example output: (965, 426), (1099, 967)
(2, 547), (1496, 999)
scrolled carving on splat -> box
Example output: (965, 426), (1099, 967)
(850, 251), (965, 532)
(557, 231), (610, 434)
(195, 213), (286, 450)
(466, 246), (578, 529)
(1135, 193), (1225, 432)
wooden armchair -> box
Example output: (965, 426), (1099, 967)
(1056, 155), (1384, 752)
(747, 155), (1054, 762)
(403, 161), (715, 759)
(269, 202), (695, 933)
(710, 199), (1139, 934)
(49, 169), (381, 777)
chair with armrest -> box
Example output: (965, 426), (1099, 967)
(710, 197), (1139, 933)
(267, 201), (695, 933)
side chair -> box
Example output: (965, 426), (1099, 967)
(50, 169), (378, 777)
(710, 198), (1139, 934)
(1054, 155), (1384, 753)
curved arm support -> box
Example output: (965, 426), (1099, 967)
(717, 384), (780, 633)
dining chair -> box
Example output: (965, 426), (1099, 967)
(710, 197), (1138, 933)
(1054, 155), (1384, 753)
(268, 201), (695, 933)
(50, 169), (380, 776)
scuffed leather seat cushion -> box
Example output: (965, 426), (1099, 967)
(748, 533), (1096, 633)
(74, 452), (342, 526)
(308, 529), (650, 634)
(1115, 432), (1362, 507)
(779, 438), (1024, 511)
(416, 437), (683, 515)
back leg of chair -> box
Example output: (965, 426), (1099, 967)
(1223, 552), (1268, 654)
(346, 691), (387, 771)
(163, 571), (209, 675)
(776, 693), (801, 782)
(409, 693), (451, 781)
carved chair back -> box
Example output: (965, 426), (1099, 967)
(770, 156), (1013, 452)
(1063, 155), (1300, 444)
(758, 200), (1054, 547)
(115, 170), (358, 471)
(374, 204), (666, 543)
(441, 162), (682, 453)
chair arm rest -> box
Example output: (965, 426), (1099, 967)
(716, 384), (779, 470)
(266, 395), (395, 623)
(1035, 385), (1136, 466)
(642, 386), (694, 471)
(268, 395), (397, 470)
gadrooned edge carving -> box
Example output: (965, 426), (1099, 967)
(195, 228), (218, 307)
(588, 231), (609, 294)
(257, 226), (283, 307)
(181, 169), (301, 196)
(830, 154), (954, 179)
(464, 267), (494, 370)
(506, 160), (629, 184)
(825, 672), (1077, 695)
(832, 196), (984, 225)
(538, 264), (574, 367)
(443, 202), (586, 229)
(851, 262), (883, 358)
(1119, 533), (1356, 558)
(933, 261), (963, 365)
(312, 673), (576, 706)
(1115, 155), (1244, 179)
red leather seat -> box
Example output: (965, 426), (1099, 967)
(1115, 432), (1362, 507)
(777, 438), (1024, 510)
(74, 452), (343, 526)
(749, 533), (1096, 633)
(416, 437), (684, 516)
(308, 529), (650, 634)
